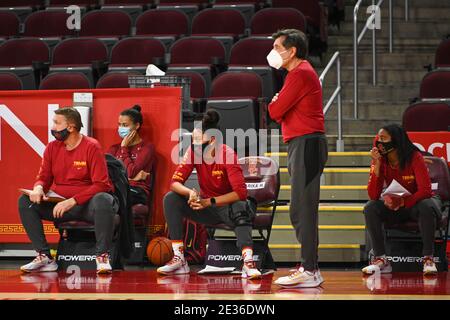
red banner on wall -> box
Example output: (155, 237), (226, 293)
(408, 131), (450, 167)
(0, 87), (181, 243)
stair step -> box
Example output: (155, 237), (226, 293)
(269, 245), (363, 262)
(279, 185), (368, 201)
(323, 101), (410, 120)
(278, 167), (370, 185)
(319, 66), (428, 84)
(265, 204), (366, 225)
(325, 118), (401, 135)
(265, 151), (371, 167)
(324, 52), (434, 68)
(323, 85), (418, 105)
(328, 37), (441, 51)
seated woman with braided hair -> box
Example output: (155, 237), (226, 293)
(363, 124), (442, 276)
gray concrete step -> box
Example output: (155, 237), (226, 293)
(319, 66), (427, 84)
(265, 151), (372, 167)
(323, 84), (418, 105)
(325, 118), (400, 135)
(324, 101), (409, 120)
(336, 21), (450, 39)
(344, 4), (450, 21)
(279, 167), (370, 185)
(323, 52), (434, 69)
(328, 36), (442, 52)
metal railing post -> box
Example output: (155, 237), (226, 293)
(336, 56), (344, 152)
(320, 51), (344, 152)
(353, 2), (361, 119)
(405, 0), (409, 21)
(372, 0), (377, 86)
(389, 0), (393, 53)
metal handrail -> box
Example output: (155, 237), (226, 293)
(320, 51), (344, 152)
(353, 0), (410, 119)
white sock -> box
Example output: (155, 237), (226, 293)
(242, 247), (253, 262)
(172, 241), (185, 260)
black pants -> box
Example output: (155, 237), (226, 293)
(163, 191), (253, 250)
(130, 186), (148, 206)
(287, 133), (328, 271)
(364, 197), (442, 257)
(18, 193), (119, 256)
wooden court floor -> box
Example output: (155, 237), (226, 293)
(0, 268), (448, 300)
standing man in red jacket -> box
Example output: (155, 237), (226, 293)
(18, 107), (118, 274)
(268, 29), (328, 288)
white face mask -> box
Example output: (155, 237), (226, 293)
(266, 49), (287, 69)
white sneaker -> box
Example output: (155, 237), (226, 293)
(362, 256), (392, 275)
(96, 253), (112, 274)
(274, 267), (324, 288)
(157, 255), (190, 275)
(241, 260), (262, 279)
(20, 253), (58, 273)
(423, 256), (438, 276)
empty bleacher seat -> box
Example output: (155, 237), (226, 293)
(166, 70), (207, 112)
(48, 0), (98, 7)
(135, 9), (189, 49)
(39, 72), (92, 89)
(228, 36), (279, 99)
(168, 36), (226, 96)
(191, 8), (246, 38)
(210, 71), (262, 99)
(212, 1), (259, 26)
(0, 72), (23, 90)
(80, 10), (132, 37)
(96, 71), (139, 88)
(0, 12), (20, 38)
(50, 37), (108, 86)
(101, 1), (146, 25)
(207, 71), (265, 146)
(250, 8), (307, 36)
(23, 10), (76, 38)
(156, 0), (203, 23)
(109, 37), (166, 73)
(435, 38), (450, 68)
(0, 38), (50, 89)
(191, 8), (246, 61)
(419, 69), (450, 99)
(272, 0), (328, 54)
(402, 101), (450, 132)
(0, 1), (41, 23)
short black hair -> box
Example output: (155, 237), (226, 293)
(272, 29), (308, 59)
(55, 107), (83, 131)
(120, 105), (143, 128)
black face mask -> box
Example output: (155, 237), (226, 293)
(51, 128), (70, 141)
(376, 140), (395, 155)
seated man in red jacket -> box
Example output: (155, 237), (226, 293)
(363, 124), (442, 276)
(18, 107), (118, 274)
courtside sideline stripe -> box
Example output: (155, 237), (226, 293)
(257, 206), (364, 211)
(272, 225), (365, 230)
(269, 244), (360, 249)
(280, 185), (367, 190)
(265, 152), (370, 157)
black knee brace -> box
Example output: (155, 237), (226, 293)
(228, 198), (257, 227)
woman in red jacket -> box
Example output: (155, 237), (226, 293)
(108, 105), (155, 206)
(363, 124), (442, 276)
(158, 110), (261, 279)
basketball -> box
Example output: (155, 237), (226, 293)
(146, 237), (174, 266)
